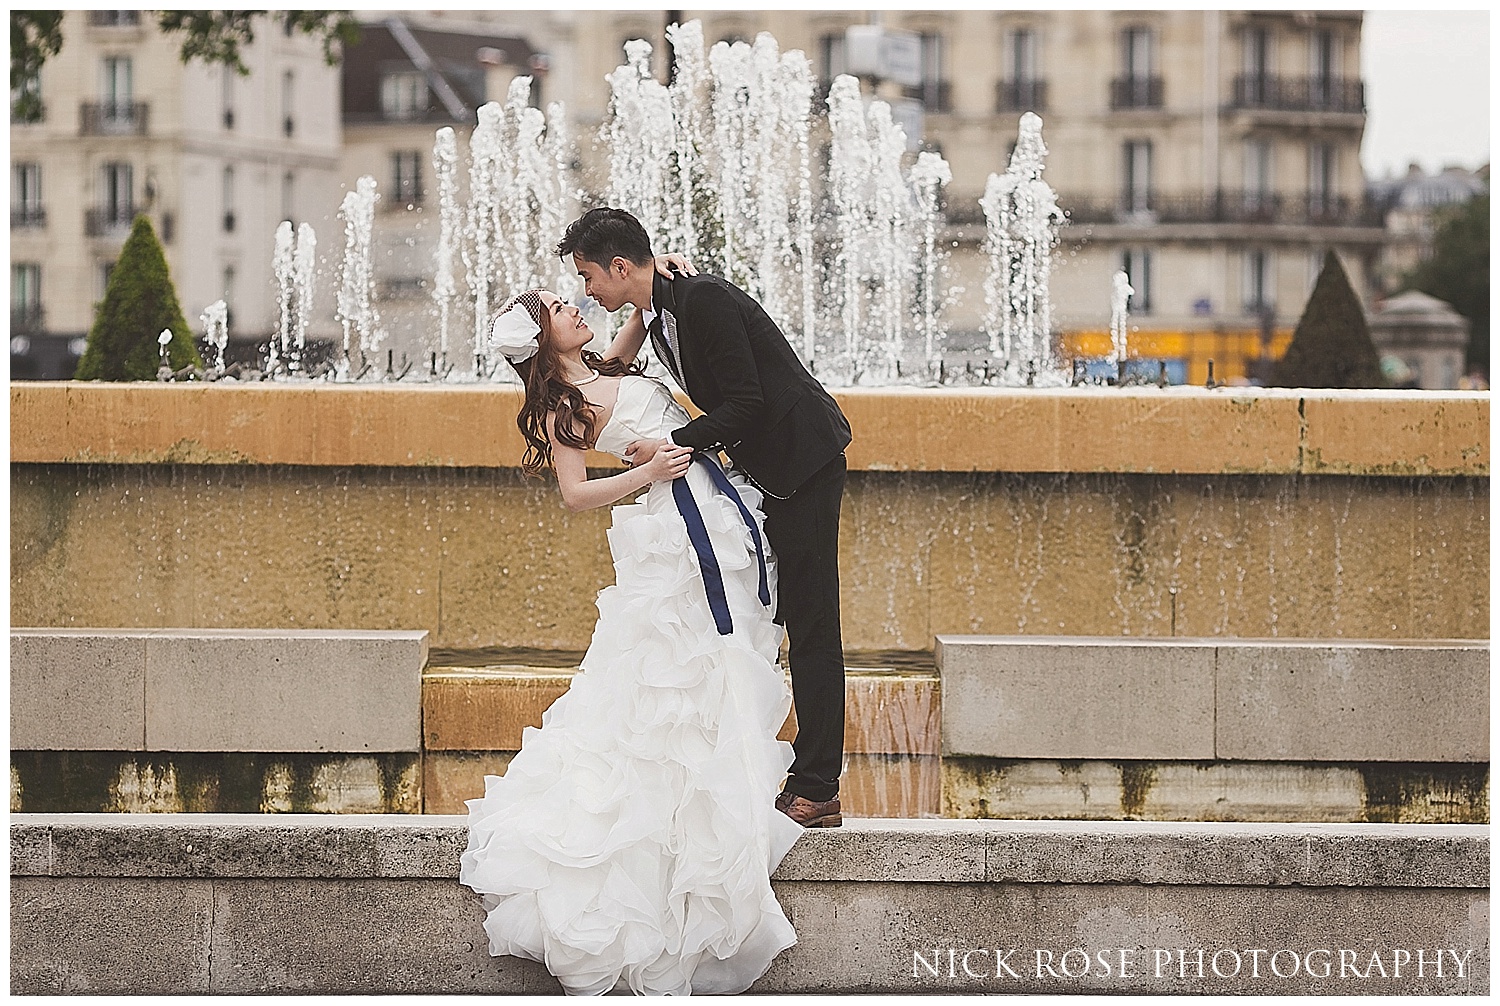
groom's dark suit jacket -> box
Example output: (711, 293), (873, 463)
(653, 269), (851, 499)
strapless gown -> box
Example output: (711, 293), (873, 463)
(459, 375), (803, 995)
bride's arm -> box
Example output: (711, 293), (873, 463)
(548, 413), (693, 512)
(601, 308), (647, 367)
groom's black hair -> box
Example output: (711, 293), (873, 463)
(557, 207), (654, 268)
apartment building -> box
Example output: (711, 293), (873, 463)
(338, 17), (538, 369)
(396, 9), (1383, 385)
(9, 10), (342, 377)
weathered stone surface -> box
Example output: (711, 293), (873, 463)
(942, 757), (1491, 824)
(1303, 392), (1489, 476)
(10, 629), (147, 750)
(143, 629), (426, 752)
(12, 464), (1487, 651)
(1216, 641), (1488, 762)
(776, 820), (987, 882)
(208, 877), (559, 993)
(762, 881), (1489, 994)
(15, 815), (1484, 888)
(423, 750), (514, 815)
(10, 822), (50, 875)
(10, 816), (1489, 994)
(422, 669), (573, 750)
(10, 877), (213, 993)
(937, 636), (1215, 759)
(24, 384), (1481, 475)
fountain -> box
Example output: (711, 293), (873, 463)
(177, 20), (1111, 388)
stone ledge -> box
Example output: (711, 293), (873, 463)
(11, 628), (428, 753)
(11, 383), (1489, 475)
(937, 636), (1489, 762)
(11, 815), (1487, 889)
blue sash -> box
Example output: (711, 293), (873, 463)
(671, 454), (773, 635)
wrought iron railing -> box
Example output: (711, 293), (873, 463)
(1110, 76), (1164, 109)
(80, 101), (149, 135)
(995, 79), (1047, 113)
(1231, 74), (1364, 114)
(85, 205), (136, 236)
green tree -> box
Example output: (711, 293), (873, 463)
(1401, 192), (1489, 374)
(1269, 250), (1385, 389)
(10, 10), (358, 123)
(75, 216), (203, 381)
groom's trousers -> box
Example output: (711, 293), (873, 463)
(761, 452), (847, 803)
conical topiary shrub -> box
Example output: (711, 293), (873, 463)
(1269, 250), (1384, 389)
(74, 215), (203, 381)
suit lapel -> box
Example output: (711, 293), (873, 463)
(651, 271), (687, 386)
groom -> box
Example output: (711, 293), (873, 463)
(560, 207), (851, 828)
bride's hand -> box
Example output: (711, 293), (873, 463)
(641, 443), (693, 482)
(653, 254), (697, 278)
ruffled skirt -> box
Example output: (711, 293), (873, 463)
(459, 463), (802, 995)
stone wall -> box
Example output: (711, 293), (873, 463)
(9, 384), (1489, 651)
(10, 814), (1488, 994)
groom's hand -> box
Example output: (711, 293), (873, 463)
(624, 437), (671, 467)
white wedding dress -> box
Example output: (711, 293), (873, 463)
(460, 375), (804, 996)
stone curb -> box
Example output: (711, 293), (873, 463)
(12, 815), (1487, 888)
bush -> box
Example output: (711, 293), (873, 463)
(1269, 250), (1384, 389)
(74, 215), (202, 381)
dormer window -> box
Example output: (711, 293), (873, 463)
(381, 71), (427, 120)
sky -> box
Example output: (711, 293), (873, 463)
(1360, 9), (1490, 178)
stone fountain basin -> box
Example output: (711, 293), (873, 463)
(10, 382), (1488, 476)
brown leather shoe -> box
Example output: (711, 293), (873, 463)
(775, 790), (842, 828)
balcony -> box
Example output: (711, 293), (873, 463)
(85, 205), (137, 237)
(1110, 76), (1164, 109)
(1230, 74), (1365, 115)
(80, 102), (149, 135)
(12, 206), (47, 229)
(87, 11), (141, 27)
(11, 305), (45, 334)
(1059, 189), (1384, 228)
(995, 79), (1047, 113)
(902, 80), (953, 114)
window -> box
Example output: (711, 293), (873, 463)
(282, 171), (295, 223)
(102, 56), (132, 115)
(282, 70), (295, 136)
(1120, 248), (1153, 313)
(1244, 249), (1275, 314)
(909, 32), (948, 112)
(1012, 29), (1038, 82)
(818, 33), (847, 82)
(101, 161), (133, 222)
(392, 150), (423, 205)
(1122, 27), (1155, 80)
(1308, 142), (1335, 213)
(1122, 140), (1152, 213)
(99, 261), (116, 298)
(13, 162), (42, 225)
(221, 65), (236, 129)
(222, 166), (236, 232)
(1244, 139), (1273, 205)
(12, 264), (42, 327)
(381, 71), (427, 120)
(223, 265), (237, 327)
(1241, 26), (1271, 104)
(1113, 27), (1160, 107)
(1310, 30), (1338, 107)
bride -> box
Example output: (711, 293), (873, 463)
(458, 277), (805, 995)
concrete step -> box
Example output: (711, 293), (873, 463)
(10, 814), (1488, 994)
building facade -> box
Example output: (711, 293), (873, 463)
(10, 10), (343, 377)
(392, 9), (1383, 386)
